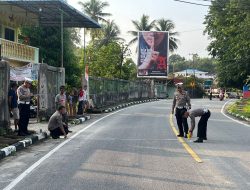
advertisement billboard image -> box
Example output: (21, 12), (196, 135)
(137, 31), (169, 78)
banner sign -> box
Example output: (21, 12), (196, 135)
(137, 31), (169, 78)
(10, 63), (40, 81)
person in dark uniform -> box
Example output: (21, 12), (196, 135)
(48, 106), (69, 139)
(172, 85), (191, 138)
(181, 108), (211, 143)
(17, 79), (33, 136)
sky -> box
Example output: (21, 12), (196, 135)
(69, 0), (211, 60)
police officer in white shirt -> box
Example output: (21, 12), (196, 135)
(17, 79), (33, 136)
(182, 108), (211, 143)
(172, 85), (191, 138)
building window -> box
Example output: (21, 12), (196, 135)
(5, 28), (15, 42)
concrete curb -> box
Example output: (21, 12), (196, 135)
(71, 115), (91, 125)
(227, 110), (250, 122)
(104, 99), (159, 113)
(0, 132), (48, 161)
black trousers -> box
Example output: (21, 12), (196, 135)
(197, 111), (211, 139)
(18, 103), (30, 134)
(175, 108), (189, 135)
(77, 100), (83, 115)
(50, 125), (69, 138)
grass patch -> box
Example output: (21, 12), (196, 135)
(227, 99), (250, 118)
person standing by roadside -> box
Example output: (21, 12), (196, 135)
(72, 88), (78, 116)
(172, 85), (191, 138)
(82, 85), (89, 113)
(67, 89), (73, 117)
(181, 108), (211, 143)
(17, 79), (33, 136)
(8, 83), (19, 131)
(77, 86), (84, 115)
(55, 85), (68, 126)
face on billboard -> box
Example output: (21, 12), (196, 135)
(142, 32), (154, 48)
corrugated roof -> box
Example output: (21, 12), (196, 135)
(0, 0), (101, 28)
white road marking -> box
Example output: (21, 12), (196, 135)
(3, 108), (129, 190)
(221, 100), (250, 128)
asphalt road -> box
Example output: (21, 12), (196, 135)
(0, 99), (250, 190)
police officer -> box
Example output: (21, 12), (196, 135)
(17, 79), (33, 136)
(172, 85), (191, 138)
(181, 108), (211, 143)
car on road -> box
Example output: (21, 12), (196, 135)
(226, 92), (241, 99)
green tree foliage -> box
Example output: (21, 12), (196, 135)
(169, 54), (216, 74)
(78, 0), (111, 40)
(155, 18), (179, 52)
(19, 27), (82, 87)
(120, 58), (137, 80)
(128, 14), (155, 45)
(78, 0), (111, 22)
(204, 0), (250, 88)
(97, 20), (124, 47)
(85, 42), (135, 80)
(128, 15), (179, 52)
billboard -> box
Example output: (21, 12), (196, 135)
(137, 31), (169, 78)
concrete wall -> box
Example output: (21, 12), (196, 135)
(38, 64), (65, 119)
(0, 61), (10, 128)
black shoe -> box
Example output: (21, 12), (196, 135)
(203, 137), (207, 140)
(184, 134), (188, 138)
(18, 132), (27, 136)
(193, 138), (203, 143)
(177, 134), (184, 137)
(25, 132), (32, 135)
(68, 130), (73, 133)
(51, 135), (59, 139)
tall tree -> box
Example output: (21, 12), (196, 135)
(97, 20), (123, 47)
(128, 14), (155, 45)
(84, 42), (134, 80)
(155, 18), (179, 52)
(19, 27), (82, 86)
(78, 0), (111, 40)
(204, 0), (250, 88)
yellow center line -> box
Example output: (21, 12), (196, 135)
(169, 114), (203, 163)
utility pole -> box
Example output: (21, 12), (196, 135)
(189, 53), (198, 97)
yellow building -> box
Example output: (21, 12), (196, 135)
(0, 0), (100, 67)
(0, 2), (39, 67)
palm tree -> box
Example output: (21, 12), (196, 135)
(155, 18), (179, 52)
(78, 0), (111, 23)
(97, 20), (124, 47)
(78, 0), (111, 40)
(128, 14), (155, 45)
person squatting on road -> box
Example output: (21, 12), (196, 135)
(17, 79), (33, 136)
(181, 108), (211, 143)
(8, 83), (19, 131)
(48, 106), (69, 139)
(172, 85), (191, 138)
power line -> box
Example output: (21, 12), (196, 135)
(173, 0), (210, 6)
(173, 0), (250, 9)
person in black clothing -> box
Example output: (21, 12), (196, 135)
(17, 80), (33, 136)
(8, 83), (19, 131)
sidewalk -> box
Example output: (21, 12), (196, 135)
(10, 118), (49, 134)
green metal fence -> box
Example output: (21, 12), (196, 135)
(89, 77), (152, 108)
